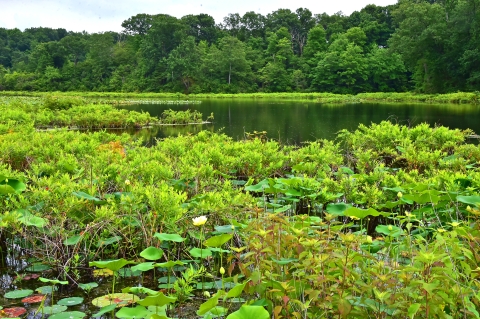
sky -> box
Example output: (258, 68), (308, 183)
(0, 0), (398, 33)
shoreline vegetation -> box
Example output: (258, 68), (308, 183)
(1, 114), (480, 318)
(1, 91), (480, 105)
(0, 95), (213, 130)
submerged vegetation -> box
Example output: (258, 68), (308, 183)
(0, 94), (480, 317)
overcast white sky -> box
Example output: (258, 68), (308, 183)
(0, 0), (398, 33)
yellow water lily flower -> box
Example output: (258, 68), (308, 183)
(192, 215), (208, 226)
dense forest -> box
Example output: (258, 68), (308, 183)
(0, 0), (479, 94)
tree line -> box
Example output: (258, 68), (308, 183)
(0, 0), (479, 94)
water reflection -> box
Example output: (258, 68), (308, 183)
(119, 100), (480, 144)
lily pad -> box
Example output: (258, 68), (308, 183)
(89, 259), (133, 272)
(203, 234), (233, 248)
(49, 311), (86, 319)
(140, 247), (164, 261)
(39, 305), (68, 315)
(92, 304), (117, 317)
(131, 262), (155, 272)
(92, 293), (136, 308)
(153, 233), (185, 242)
(189, 248), (212, 259)
(226, 305), (270, 319)
(115, 306), (148, 319)
(25, 263), (51, 272)
(0, 307), (27, 318)
(137, 292), (177, 307)
(21, 294), (45, 304)
(78, 282), (99, 291)
(4, 289), (33, 299)
(57, 297), (84, 306)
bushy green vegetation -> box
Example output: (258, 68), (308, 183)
(1, 102), (480, 317)
(1, 0), (479, 94)
(0, 96), (212, 131)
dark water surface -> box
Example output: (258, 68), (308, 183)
(121, 100), (480, 144)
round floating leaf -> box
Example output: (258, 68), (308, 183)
(140, 247), (164, 261)
(4, 289), (33, 299)
(0, 307), (27, 317)
(21, 294), (45, 304)
(189, 248), (212, 259)
(131, 262), (155, 273)
(89, 259), (133, 272)
(115, 305), (149, 319)
(57, 297), (84, 306)
(78, 282), (98, 291)
(25, 263), (51, 272)
(153, 233), (185, 242)
(49, 311), (86, 319)
(226, 305), (270, 319)
(203, 234), (233, 248)
(92, 293), (136, 308)
(40, 305), (68, 315)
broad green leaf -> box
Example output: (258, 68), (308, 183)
(89, 259), (133, 272)
(92, 304), (117, 317)
(326, 203), (351, 216)
(57, 297), (84, 306)
(40, 305), (68, 315)
(49, 311), (86, 319)
(97, 236), (121, 247)
(457, 195), (480, 206)
(140, 247), (164, 261)
(189, 248), (212, 258)
(271, 258), (298, 265)
(78, 282), (98, 291)
(153, 233), (185, 242)
(225, 282), (247, 299)
(115, 305), (148, 319)
(204, 234), (233, 248)
(72, 191), (106, 204)
(226, 305), (270, 319)
(131, 262), (155, 272)
(4, 289), (34, 299)
(408, 303), (421, 319)
(39, 277), (68, 285)
(197, 295), (219, 315)
(122, 287), (158, 296)
(344, 207), (383, 219)
(376, 225), (403, 238)
(154, 260), (185, 268)
(137, 292), (177, 307)
(64, 234), (82, 246)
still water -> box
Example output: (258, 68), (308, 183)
(121, 100), (480, 144)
